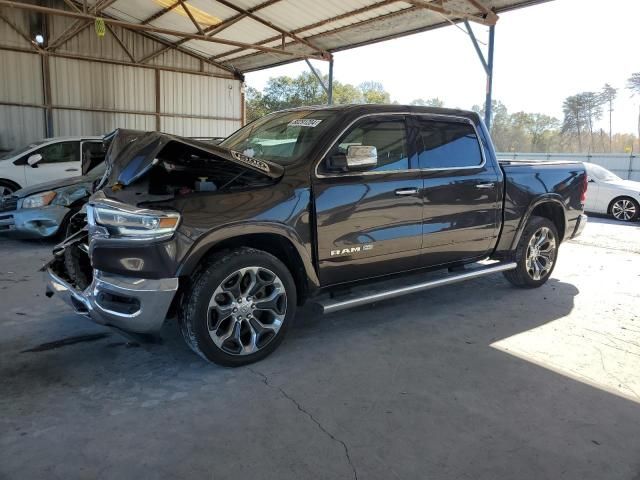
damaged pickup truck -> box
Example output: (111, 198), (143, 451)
(46, 105), (588, 366)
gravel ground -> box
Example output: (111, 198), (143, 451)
(0, 215), (639, 480)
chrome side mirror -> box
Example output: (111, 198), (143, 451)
(345, 145), (377, 170)
(27, 153), (42, 167)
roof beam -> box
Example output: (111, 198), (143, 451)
(212, 0), (400, 62)
(0, 11), (43, 51)
(47, 0), (118, 51)
(61, 0), (83, 14)
(0, 1), (325, 60)
(464, 0), (499, 24)
(405, 0), (497, 26)
(213, 0), (331, 59)
(177, 0), (204, 35)
(31, 0), (241, 75)
(106, 24), (136, 62)
(139, 1), (181, 25)
(137, 0), (285, 67)
(0, 43), (238, 79)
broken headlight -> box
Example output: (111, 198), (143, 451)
(87, 203), (180, 240)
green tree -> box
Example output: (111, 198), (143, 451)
(601, 83), (617, 152)
(562, 94), (587, 151)
(581, 91), (604, 150)
(359, 81), (391, 104)
(410, 98), (445, 107)
(332, 82), (363, 104)
(245, 86), (268, 123)
(628, 72), (640, 151)
(244, 73), (392, 122)
(509, 112), (559, 152)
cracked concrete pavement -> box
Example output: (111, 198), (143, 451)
(1, 215), (639, 479)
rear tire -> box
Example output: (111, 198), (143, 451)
(609, 196), (639, 222)
(180, 248), (297, 367)
(503, 216), (559, 288)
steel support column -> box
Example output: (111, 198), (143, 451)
(464, 20), (495, 130)
(485, 25), (495, 130)
(305, 58), (334, 105)
(41, 54), (54, 137)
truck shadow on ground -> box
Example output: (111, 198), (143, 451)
(5, 275), (579, 385)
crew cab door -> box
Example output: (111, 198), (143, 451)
(25, 140), (81, 186)
(412, 116), (501, 266)
(313, 115), (423, 285)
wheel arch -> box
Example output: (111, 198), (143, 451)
(511, 196), (567, 249)
(177, 224), (320, 305)
(0, 178), (22, 192)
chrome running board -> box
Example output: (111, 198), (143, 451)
(317, 262), (517, 314)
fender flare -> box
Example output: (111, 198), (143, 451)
(176, 221), (320, 290)
(510, 194), (567, 249)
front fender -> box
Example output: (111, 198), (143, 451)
(176, 221), (320, 290)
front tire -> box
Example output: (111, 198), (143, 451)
(180, 248), (297, 366)
(0, 180), (20, 198)
(609, 197), (639, 222)
(503, 216), (559, 288)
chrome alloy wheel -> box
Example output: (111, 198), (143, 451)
(611, 199), (637, 221)
(207, 266), (287, 355)
(525, 226), (556, 281)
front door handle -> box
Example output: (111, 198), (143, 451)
(65, 168), (79, 172)
(476, 182), (495, 190)
(395, 188), (419, 196)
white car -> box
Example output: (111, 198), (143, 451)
(0, 136), (103, 197)
(584, 162), (640, 222)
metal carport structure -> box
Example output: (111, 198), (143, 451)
(0, 0), (551, 142)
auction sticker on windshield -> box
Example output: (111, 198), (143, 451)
(288, 119), (323, 128)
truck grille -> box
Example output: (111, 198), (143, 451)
(0, 196), (18, 213)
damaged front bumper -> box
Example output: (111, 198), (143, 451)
(0, 205), (69, 238)
(46, 265), (179, 335)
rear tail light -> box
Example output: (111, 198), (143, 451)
(580, 173), (588, 203)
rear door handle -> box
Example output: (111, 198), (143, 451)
(476, 183), (495, 189)
(395, 188), (419, 196)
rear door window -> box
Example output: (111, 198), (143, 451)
(416, 119), (483, 169)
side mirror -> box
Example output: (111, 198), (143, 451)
(27, 154), (42, 167)
(327, 145), (378, 172)
(587, 176), (595, 183)
(344, 145), (378, 171)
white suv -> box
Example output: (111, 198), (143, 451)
(0, 137), (103, 197)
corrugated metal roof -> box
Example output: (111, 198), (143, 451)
(9, 0), (553, 74)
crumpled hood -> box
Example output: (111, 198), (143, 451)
(102, 129), (284, 187)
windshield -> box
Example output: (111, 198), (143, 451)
(0, 140), (48, 160)
(219, 110), (335, 166)
(587, 163), (621, 182)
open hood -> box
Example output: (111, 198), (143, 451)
(102, 129), (285, 187)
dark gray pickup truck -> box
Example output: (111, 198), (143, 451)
(46, 105), (588, 366)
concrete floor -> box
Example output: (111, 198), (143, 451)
(1, 216), (639, 479)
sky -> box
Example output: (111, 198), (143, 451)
(246, 0), (640, 135)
